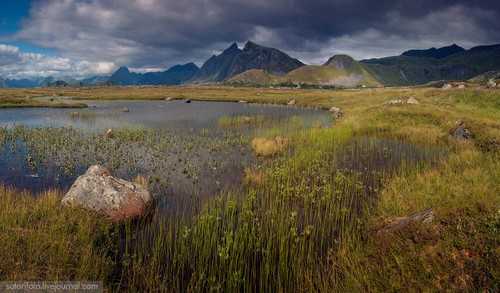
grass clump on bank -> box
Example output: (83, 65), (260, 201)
(251, 136), (289, 157)
(0, 96), (87, 108)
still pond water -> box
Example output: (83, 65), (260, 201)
(0, 100), (332, 215)
(0, 100), (330, 130)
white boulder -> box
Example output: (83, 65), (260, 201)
(62, 165), (152, 221)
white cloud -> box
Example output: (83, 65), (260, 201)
(0, 44), (22, 66)
(0, 44), (117, 79)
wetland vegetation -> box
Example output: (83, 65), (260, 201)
(0, 86), (499, 291)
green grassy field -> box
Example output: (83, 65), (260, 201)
(0, 94), (87, 108)
(0, 85), (498, 291)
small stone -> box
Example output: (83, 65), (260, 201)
(406, 97), (420, 105)
(105, 128), (113, 138)
(122, 107), (130, 112)
(377, 208), (434, 235)
(442, 83), (453, 90)
(329, 106), (343, 119)
(385, 99), (404, 105)
(238, 100), (248, 103)
(185, 99), (192, 104)
(487, 79), (497, 88)
(241, 116), (252, 123)
(451, 120), (472, 140)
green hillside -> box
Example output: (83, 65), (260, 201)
(226, 69), (279, 86)
(228, 54), (381, 88)
(283, 55), (380, 87)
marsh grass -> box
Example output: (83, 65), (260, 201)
(218, 115), (266, 128)
(0, 122), (498, 291)
(0, 87), (499, 291)
(108, 123), (462, 292)
(0, 126), (257, 218)
(68, 111), (99, 120)
(0, 186), (117, 282)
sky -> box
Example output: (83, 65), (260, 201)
(0, 0), (499, 79)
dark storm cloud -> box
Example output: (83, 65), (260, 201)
(14, 0), (500, 72)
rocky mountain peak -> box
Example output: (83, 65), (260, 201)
(323, 54), (357, 69)
(116, 66), (130, 73)
(223, 42), (241, 54)
(244, 41), (260, 51)
(193, 41), (304, 82)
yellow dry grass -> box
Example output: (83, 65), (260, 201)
(251, 136), (289, 157)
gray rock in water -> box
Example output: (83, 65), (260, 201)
(451, 120), (472, 140)
(62, 165), (152, 221)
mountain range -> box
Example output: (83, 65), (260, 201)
(108, 63), (199, 86)
(401, 44), (466, 59)
(361, 44), (500, 86)
(1, 41), (500, 88)
(0, 76), (65, 88)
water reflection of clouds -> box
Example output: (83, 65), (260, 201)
(0, 100), (331, 131)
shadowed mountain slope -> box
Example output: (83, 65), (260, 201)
(362, 44), (500, 86)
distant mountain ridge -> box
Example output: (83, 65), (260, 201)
(402, 44), (465, 59)
(108, 63), (199, 86)
(362, 43), (500, 86)
(0, 77), (48, 88)
(2, 42), (500, 88)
